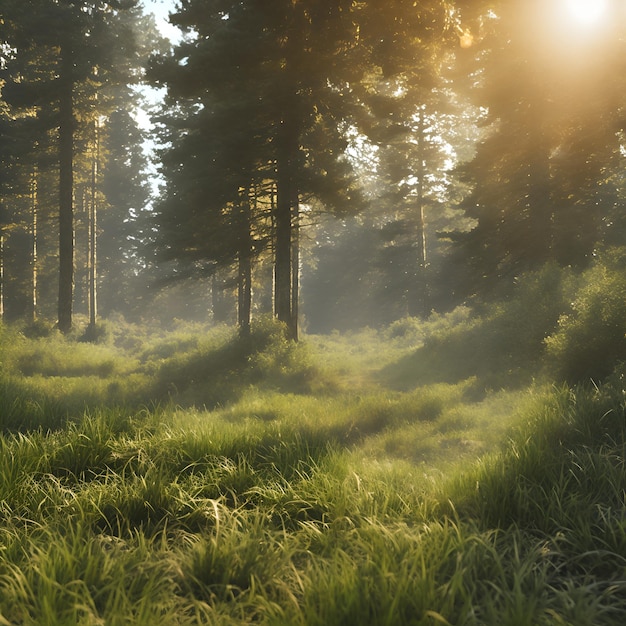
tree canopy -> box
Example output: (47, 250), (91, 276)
(0, 0), (623, 335)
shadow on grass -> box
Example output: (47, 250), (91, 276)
(376, 321), (542, 393)
(152, 320), (330, 409)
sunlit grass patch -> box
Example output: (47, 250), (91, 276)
(0, 523), (189, 626)
(354, 386), (550, 476)
(0, 373), (155, 431)
(1, 309), (626, 623)
(14, 334), (138, 378)
(0, 380), (625, 624)
(305, 326), (422, 391)
(146, 318), (335, 408)
(445, 384), (626, 558)
(203, 380), (480, 456)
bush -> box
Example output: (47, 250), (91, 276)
(545, 258), (626, 383)
(20, 318), (56, 339)
(381, 264), (577, 389)
(153, 316), (328, 407)
(79, 321), (111, 344)
(383, 317), (425, 342)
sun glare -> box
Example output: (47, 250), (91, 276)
(564, 0), (608, 26)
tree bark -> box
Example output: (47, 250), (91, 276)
(58, 43), (75, 334)
(88, 118), (98, 334)
(274, 121), (296, 339)
(30, 168), (38, 322)
(237, 193), (252, 336)
(274, 4), (301, 341)
(290, 191), (299, 341)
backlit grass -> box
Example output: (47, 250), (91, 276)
(1, 314), (625, 624)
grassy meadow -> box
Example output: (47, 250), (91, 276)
(1, 299), (626, 624)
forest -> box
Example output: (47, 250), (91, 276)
(0, 0), (626, 624)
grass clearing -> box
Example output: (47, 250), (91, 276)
(1, 315), (625, 624)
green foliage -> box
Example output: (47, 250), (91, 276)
(152, 317), (328, 407)
(1, 0), (152, 330)
(0, 376), (67, 432)
(452, 1), (624, 294)
(0, 318), (333, 430)
(442, 382), (626, 625)
(545, 255), (626, 383)
(383, 315), (427, 342)
(15, 339), (119, 378)
(20, 318), (57, 339)
(381, 265), (577, 389)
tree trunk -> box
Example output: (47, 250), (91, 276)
(30, 169), (38, 322)
(275, 144), (293, 338)
(274, 4), (301, 341)
(58, 43), (75, 334)
(87, 118), (98, 335)
(237, 193), (252, 336)
(290, 192), (299, 341)
(409, 105), (429, 318)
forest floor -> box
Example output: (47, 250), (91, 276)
(0, 317), (625, 625)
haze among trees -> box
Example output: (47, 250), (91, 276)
(0, 0), (620, 342)
(1, 1), (626, 624)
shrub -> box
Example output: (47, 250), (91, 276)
(20, 318), (56, 339)
(381, 264), (577, 389)
(383, 317), (425, 342)
(545, 258), (626, 383)
(79, 321), (111, 344)
(153, 316), (328, 407)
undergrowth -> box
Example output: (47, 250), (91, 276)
(1, 291), (626, 624)
(0, 380), (625, 624)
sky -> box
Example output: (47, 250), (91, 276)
(141, 0), (181, 42)
(132, 1), (181, 191)
(134, 1), (180, 147)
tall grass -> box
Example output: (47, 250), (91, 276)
(0, 317), (333, 430)
(379, 264), (579, 390)
(1, 304), (626, 624)
(0, 379), (625, 624)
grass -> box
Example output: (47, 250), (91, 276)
(1, 314), (626, 624)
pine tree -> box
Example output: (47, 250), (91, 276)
(451, 0), (626, 295)
(1, 0), (148, 332)
(151, 0), (450, 338)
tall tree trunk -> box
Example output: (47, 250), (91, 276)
(269, 183), (277, 315)
(58, 43), (75, 334)
(30, 168), (38, 322)
(87, 118), (98, 335)
(238, 254), (252, 336)
(275, 5), (301, 341)
(290, 191), (299, 342)
(237, 193), (252, 336)
(275, 135), (294, 339)
(409, 105), (429, 318)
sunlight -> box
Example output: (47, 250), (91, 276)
(563, 0), (608, 26)
(459, 30), (473, 49)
